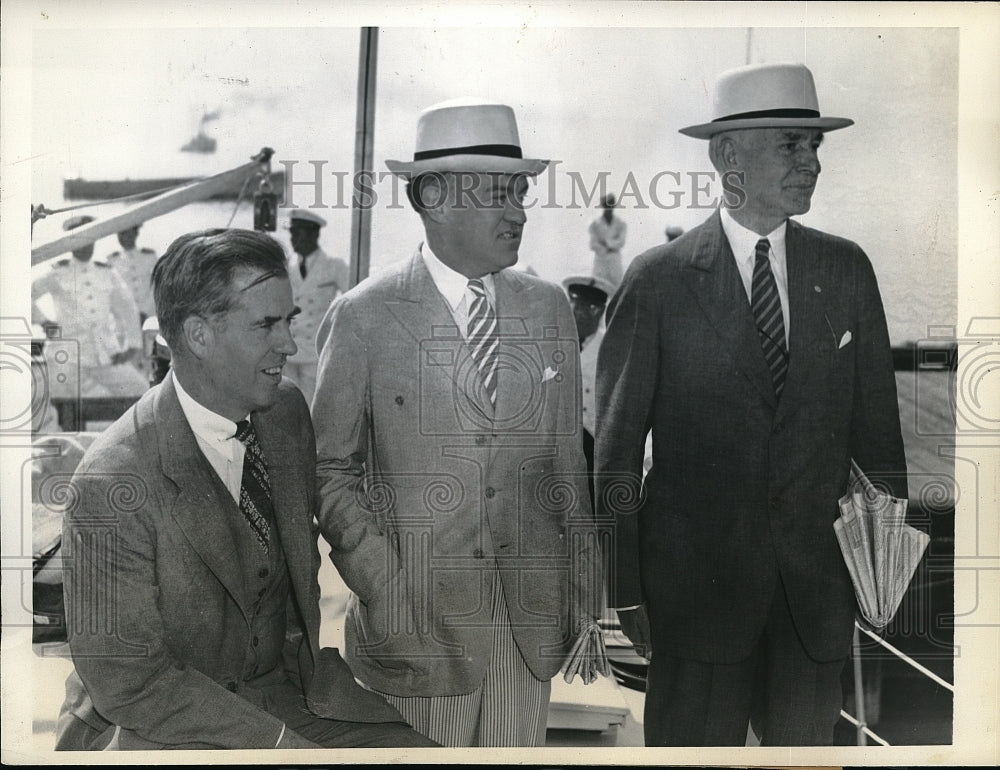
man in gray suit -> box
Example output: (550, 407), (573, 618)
(312, 100), (604, 746)
(597, 63), (908, 745)
(57, 228), (434, 750)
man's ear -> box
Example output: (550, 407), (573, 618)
(719, 136), (741, 170)
(182, 315), (212, 360)
(421, 174), (450, 225)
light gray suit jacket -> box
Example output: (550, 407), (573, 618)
(312, 250), (604, 697)
(57, 376), (401, 750)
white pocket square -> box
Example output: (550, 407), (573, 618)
(838, 330), (853, 349)
(541, 366), (559, 383)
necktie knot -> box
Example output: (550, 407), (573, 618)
(234, 419), (254, 443)
(468, 277), (487, 299)
(754, 238), (771, 264)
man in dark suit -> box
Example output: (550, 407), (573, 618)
(312, 100), (603, 746)
(56, 228), (435, 750)
(596, 63), (908, 746)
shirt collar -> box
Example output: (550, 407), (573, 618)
(420, 242), (496, 311)
(720, 206), (787, 265)
(173, 370), (248, 445)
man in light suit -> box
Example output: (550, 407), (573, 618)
(312, 100), (604, 747)
(57, 228), (435, 750)
(596, 63), (908, 745)
(285, 209), (349, 403)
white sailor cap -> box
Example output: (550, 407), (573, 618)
(288, 209), (327, 228)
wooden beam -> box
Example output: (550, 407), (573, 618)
(31, 150), (273, 268)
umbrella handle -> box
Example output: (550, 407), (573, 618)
(851, 624), (869, 746)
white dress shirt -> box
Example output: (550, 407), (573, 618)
(720, 207), (791, 345)
(420, 242), (496, 339)
(173, 371), (248, 503)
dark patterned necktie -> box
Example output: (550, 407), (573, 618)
(299, 257), (308, 279)
(467, 278), (499, 408)
(234, 419), (272, 552)
(750, 238), (788, 397)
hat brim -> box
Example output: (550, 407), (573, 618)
(561, 274), (616, 299)
(385, 155), (549, 179)
(679, 116), (854, 139)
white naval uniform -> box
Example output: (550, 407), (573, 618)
(286, 246), (349, 402)
(588, 215), (627, 287)
(31, 255), (148, 398)
(107, 246), (158, 321)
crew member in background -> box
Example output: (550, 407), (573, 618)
(561, 273), (614, 501)
(107, 223), (158, 324)
(588, 193), (627, 287)
(31, 215), (148, 399)
(285, 209), (348, 403)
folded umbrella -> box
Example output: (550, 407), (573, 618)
(833, 460), (930, 630)
(561, 618), (610, 684)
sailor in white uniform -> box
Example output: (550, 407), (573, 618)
(107, 224), (158, 323)
(31, 215), (148, 400)
(285, 209), (349, 402)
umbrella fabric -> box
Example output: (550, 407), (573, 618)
(560, 618), (611, 684)
(833, 460), (930, 630)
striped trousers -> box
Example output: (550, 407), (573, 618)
(375, 570), (551, 747)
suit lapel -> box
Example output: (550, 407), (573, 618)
(492, 269), (545, 430)
(681, 211), (778, 409)
(155, 377), (248, 615)
(776, 221), (828, 421)
(383, 250), (492, 426)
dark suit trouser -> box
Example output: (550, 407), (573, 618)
(268, 679), (438, 748)
(644, 574), (847, 746)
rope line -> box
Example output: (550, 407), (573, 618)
(839, 709), (891, 746)
(856, 621), (955, 692)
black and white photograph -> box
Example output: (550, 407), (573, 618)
(1, 0), (998, 765)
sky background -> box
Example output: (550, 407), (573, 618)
(28, 23), (959, 344)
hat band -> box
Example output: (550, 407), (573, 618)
(413, 143), (524, 161)
(712, 107), (820, 123)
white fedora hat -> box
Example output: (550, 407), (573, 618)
(386, 98), (549, 178)
(679, 62), (853, 139)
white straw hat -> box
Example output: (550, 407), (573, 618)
(680, 62), (853, 139)
(386, 98), (549, 178)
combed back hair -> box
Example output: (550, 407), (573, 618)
(152, 228), (287, 350)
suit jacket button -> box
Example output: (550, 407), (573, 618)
(252, 636), (259, 647)
(395, 395), (404, 405)
(226, 681), (237, 692)
(484, 487), (495, 499)
(770, 496), (780, 508)
(473, 548), (484, 559)
(258, 567), (269, 579)
(475, 434), (487, 445)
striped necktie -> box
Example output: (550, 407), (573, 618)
(467, 278), (499, 408)
(750, 238), (788, 397)
(234, 418), (272, 552)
